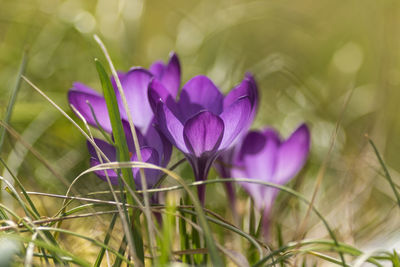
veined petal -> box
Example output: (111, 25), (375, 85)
(183, 111), (224, 157)
(150, 52), (181, 97)
(219, 97), (252, 149)
(275, 124), (310, 184)
(112, 68), (154, 131)
(131, 147), (161, 189)
(68, 83), (113, 133)
(179, 75), (224, 118)
(155, 101), (188, 153)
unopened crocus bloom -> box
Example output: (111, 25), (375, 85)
(68, 53), (180, 188)
(231, 123), (310, 235)
(149, 74), (258, 204)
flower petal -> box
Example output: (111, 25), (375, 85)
(71, 82), (102, 96)
(223, 77), (254, 109)
(131, 147), (161, 189)
(224, 74), (258, 128)
(233, 130), (281, 209)
(183, 111), (224, 157)
(240, 130), (280, 181)
(87, 138), (118, 184)
(148, 79), (180, 117)
(150, 52), (181, 97)
(111, 68), (154, 131)
(245, 73), (259, 109)
(90, 158), (119, 184)
(87, 138), (117, 161)
(149, 62), (164, 78)
(68, 83), (113, 133)
(144, 123), (172, 167)
(179, 75), (224, 119)
(155, 101), (188, 153)
(219, 97), (252, 149)
(274, 123), (310, 184)
(120, 119), (146, 153)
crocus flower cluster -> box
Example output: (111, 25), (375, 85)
(68, 52), (311, 234)
(68, 53), (180, 188)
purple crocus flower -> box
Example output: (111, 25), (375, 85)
(68, 53), (180, 188)
(148, 73), (258, 204)
(231, 123), (310, 236)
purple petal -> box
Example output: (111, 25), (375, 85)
(131, 147), (161, 189)
(148, 79), (180, 117)
(183, 111), (224, 157)
(233, 130), (281, 209)
(179, 75), (224, 118)
(224, 75), (258, 128)
(87, 138), (117, 161)
(224, 78), (252, 109)
(219, 97), (252, 149)
(144, 123), (172, 167)
(231, 165), (263, 209)
(90, 158), (119, 185)
(274, 124), (310, 184)
(150, 52), (181, 98)
(240, 130), (280, 181)
(87, 138), (118, 184)
(71, 82), (102, 96)
(245, 73), (259, 108)
(120, 119), (146, 153)
(155, 101), (188, 153)
(68, 83), (113, 133)
(149, 62), (164, 78)
(111, 68), (154, 131)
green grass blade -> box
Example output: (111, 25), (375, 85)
(159, 195), (176, 265)
(94, 213), (118, 267)
(392, 250), (400, 267)
(113, 236), (127, 267)
(95, 59), (136, 192)
(0, 50), (27, 153)
(95, 59), (144, 263)
(38, 226), (133, 266)
(179, 198), (191, 264)
(3, 234), (90, 267)
(368, 137), (400, 207)
(0, 51), (27, 203)
(0, 157), (40, 218)
(191, 214), (203, 264)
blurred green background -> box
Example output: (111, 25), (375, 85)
(1, 0), (400, 256)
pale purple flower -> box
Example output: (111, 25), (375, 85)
(231, 123), (310, 235)
(148, 73), (258, 204)
(68, 53), (180, 188)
